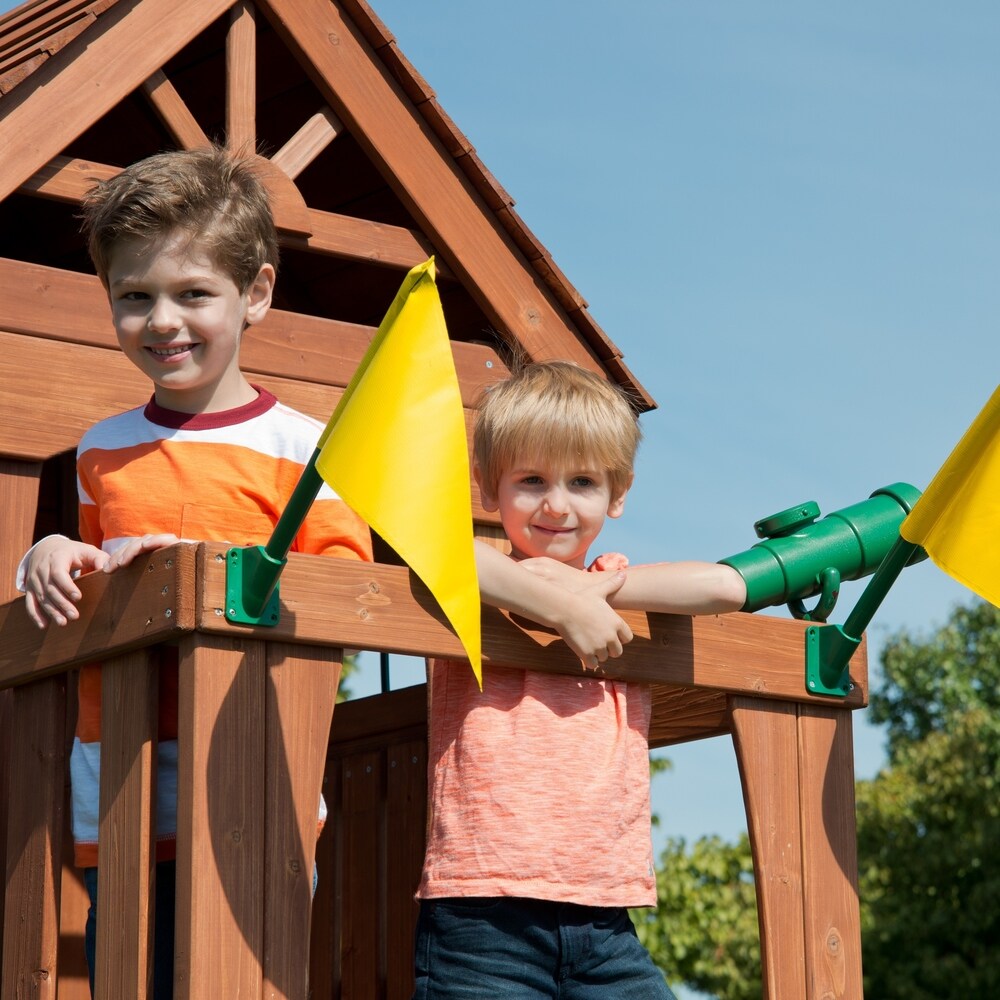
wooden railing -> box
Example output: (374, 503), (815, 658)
(0, 542), (869, 999)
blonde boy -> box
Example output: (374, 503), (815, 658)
(414, 361), (745, 999)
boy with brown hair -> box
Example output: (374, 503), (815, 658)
(18, 145), (372, 998)
(414, 361), (746, 999)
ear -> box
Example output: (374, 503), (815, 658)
(473, 463), (499, 513)
(245, 263), (275, 325)
(607, 473), (633, 520)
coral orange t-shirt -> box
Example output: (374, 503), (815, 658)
(418, 554), (657, 908)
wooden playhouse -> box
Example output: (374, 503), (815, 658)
(0, 1), (868, 997)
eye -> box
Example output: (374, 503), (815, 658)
(117, 290), (149, 302)
(571, 476), (595, 488)
(182, 287), (212, 300)
(520, 475), (544, 486)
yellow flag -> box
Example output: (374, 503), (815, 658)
(899, 384), (1000, 607)
(315, 258), (482, 683)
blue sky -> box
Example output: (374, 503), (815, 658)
(5, 1), (997, 983)
(359, 0), (999, 852)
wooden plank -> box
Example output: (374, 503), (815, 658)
(385, 736), (425, 1000)
(0, 332), (149, 460)
(798, 707), (863, 999)
(270, 105), (344, 180)
(730, 697), (807, 1000)
(15, 154), (118, 201)
(260, 0), (604, 370)
(0, 0), (236, 201)
(1, 539), (867, 706)
(262, 642), (342, 1000)
(15, 160), (438, 269)
(0, 542), (196, 688)
(2, 676), (66, 1000)
(94, 648), (158, 1000)
(226, 2), (256, 153)
(195, 543), (868, 707)
(287, 206), (438, 271)
(337, 749), (383, 997)
(173, 633), (266, 998)
(141, 70), (211, 150)
(0, 459), (48, 993)
(0, 257), (493, 399)
(647, 684), (730, 748)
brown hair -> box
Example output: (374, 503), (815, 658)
(474, 360), (641, 500)
(81, 145), (278, 292)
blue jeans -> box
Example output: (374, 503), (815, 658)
(84, 861), (176, 1000)
(412, 897), (677, 999)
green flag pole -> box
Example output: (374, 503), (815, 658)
(225, 448), (325, 625)
(804, 535), (924, 697)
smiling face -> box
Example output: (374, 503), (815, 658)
(480, 456), (628, 568)
(106, 229), (274, 413)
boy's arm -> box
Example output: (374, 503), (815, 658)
(519, 557), (747, 615)
(606, 561), (746, 614)
(19, 534), (110, 629)
(474, 540), (633, 665)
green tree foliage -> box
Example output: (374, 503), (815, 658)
(637, 600), (1000, 1000)
(633, 834), (761, 1000)
(857, 600), (1000, 998)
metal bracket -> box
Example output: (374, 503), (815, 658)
(804, 624), (859, 698)
(225, 545), (282, 627)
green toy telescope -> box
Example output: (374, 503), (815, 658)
(719, 483), (927, 623)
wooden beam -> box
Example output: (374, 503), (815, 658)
(94, 648), (158, 999)
(226, 2), (257, 153)
(174, 634), (265, 998)
(2, 676), (66, 1000)
(16, 155), (118, 201)
(0, 543), (868, 708)
(0, 0), (236, 201)
(270, 106), (345, 180)
(141, 69), (211, 150)
(0, 543), (197, 688)
(15, 161), (438, 267)
(262, 641), (342, 998)
(259, 0), (603, 368)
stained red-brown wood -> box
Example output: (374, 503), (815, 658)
(261, 0), (604, 369)
(271, 105), (345, 179)
(730, 697), (807, 999)
(95, 648), (158, 1000)
(141, 70), (211, 150)
(798, 706), (862, 999)
(226, 2), (256, 153)
(0, 0), (236, 200)
(174, 634), (266, 999)
(2, 676), (66, 1000)
(262, 641), (342, 1000)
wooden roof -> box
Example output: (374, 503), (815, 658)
(0, 0), (652, 408)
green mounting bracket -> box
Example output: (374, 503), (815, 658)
(225, 545), (284, 627)
(804, 623), (860, 698)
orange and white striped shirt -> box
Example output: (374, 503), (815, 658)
(69, 387), (372, 867)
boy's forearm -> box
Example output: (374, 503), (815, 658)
(473, 539), (574, 628)
(606, 561), (747, 615)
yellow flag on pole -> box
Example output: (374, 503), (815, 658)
(899, 384), (1000, 607)
(315, 258), (482, 683)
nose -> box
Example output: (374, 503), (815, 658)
(146, 296), (181, 334)
(542, 486), (569, 517)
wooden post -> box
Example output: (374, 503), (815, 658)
(731, 696), (863, 999)
(94, 648), (158, 1000)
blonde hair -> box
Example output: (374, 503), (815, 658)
(474, 360), (641, 500)
(81, 145), (278, 293)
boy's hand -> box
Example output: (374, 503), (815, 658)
(23, 536), (110, 629)
(102, 533), (181, 573)
(551, 572), (634, 668)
